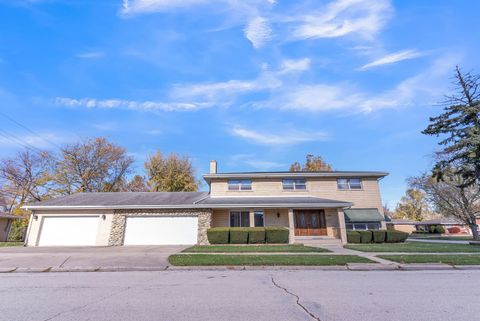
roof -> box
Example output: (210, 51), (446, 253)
(24, 192), (209, 210)
(420, 218), (464, 225)
(387, 219), (418, 225)
(0, 213), (25, 220)
(23, 192), (352, 210)
(196, 196), (353, 208)
(344, 208), (384, 222)
(203, 170), (388, 183)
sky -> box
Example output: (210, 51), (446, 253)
(0, 0), (479, 207)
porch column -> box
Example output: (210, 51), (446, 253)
(249, 209), (255, 227)
(337, 209), (347, 244)
(288, 208), (295, 244)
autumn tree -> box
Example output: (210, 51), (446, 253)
(289, 154), (332, 172)
(54, 137), (134, 193)
(411, 172), (480, 240)
(145, 151), (198, 192)
(124, 175), (149, 192)
(422, 66), (480, 187)
(394, 188), (432, 221)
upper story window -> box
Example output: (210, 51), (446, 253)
(283, 179), (307, 190)
(337, 178), (362, 190)
(228, 179), (252, 191)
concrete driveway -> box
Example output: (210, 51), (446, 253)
(0, 245), (186, 271)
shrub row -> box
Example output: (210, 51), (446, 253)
(347, 230), (409, 244)
(207, 227), (289, 244)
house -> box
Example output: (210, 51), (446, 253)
(24, 161), (388, 246)
(387, 218), (473, 235)
(386, 219), (418, 234)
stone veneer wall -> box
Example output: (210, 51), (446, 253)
(108, 209), (212, 246)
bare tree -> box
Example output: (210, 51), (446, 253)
(145, 151), (198, 192)
(54, 137), (134, 193)
(411, 173), (480, 240)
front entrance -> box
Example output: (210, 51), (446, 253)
(294, 210), (327, 236)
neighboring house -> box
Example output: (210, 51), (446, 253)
(23, 161), (388, 246)
(0, 213), (23, 242)
(387, 218), (472, 235)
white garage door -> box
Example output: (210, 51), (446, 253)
(124, 216), (198, 245)
(38, 216), (99, 246)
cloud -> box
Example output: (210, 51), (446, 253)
(229, 154), (286, 170)
(244, 16), (272, 48)
(231, 126), (328, 145)
(0, 132), (73, 149)
(277, 58), (311, 74)
(55, 97), (210, 111)
(359, 49), (427, 70)
(76, 51), (105, 59)
(290, 0), (393, 40)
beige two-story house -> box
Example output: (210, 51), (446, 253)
(24, 161), (387, 246)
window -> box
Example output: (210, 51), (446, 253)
(346, 222), (380, 230)
(337, 178), (362, 190)
(228, 179), (252, 191)
(254, 211), (264, 227)
(230, 211), (250, 227)
(282, 179), (306, 190)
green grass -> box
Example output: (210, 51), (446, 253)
(409, 234), (473, 241)
(345, 242), (480, 253)
(182, 244), (330, 253)
(0, 242), (22, 247)
(378, 254), (480, 265)
(169, 254), (374, 266)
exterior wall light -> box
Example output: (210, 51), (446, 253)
(277, 212), (280, 218)
(101, 214), (106, 220)
(33, 214), (38, 221)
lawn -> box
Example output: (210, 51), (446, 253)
(378, 254), (480, 265)
(344, 242), (480, 253)
(169, 254), (374, 266)
(0, 242), (23, 247)
(182, 244), (330, 253)
(409, 234), (473, 241)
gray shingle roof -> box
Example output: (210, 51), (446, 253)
(25, 192), (209, 208)
(196, 196), (352, 208)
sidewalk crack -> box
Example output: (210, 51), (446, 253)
(271, 277), (321, 321)
(58, 256), (71, 268)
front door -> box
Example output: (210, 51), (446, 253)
(294, 210), (327, 236)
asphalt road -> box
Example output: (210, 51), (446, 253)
(0, 270), (478, 321)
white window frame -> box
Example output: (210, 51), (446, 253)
(228, 179), (252, 191)
(282, 179), (307, 191)
(337, 178), (362, 190)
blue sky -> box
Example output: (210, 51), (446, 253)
(0, 0), (479, 207)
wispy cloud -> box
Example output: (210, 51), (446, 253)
(359, 49), (427, 70)
(231, 126), (328, 145)
(244, 16), (272, 48)
(76, 51), (105, 59)
(277, 58), (311, 74)
(229, 154), (286, 170)
(0, 132), (73, 149)
(55, 97), (209, 111)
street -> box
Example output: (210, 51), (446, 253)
(0, 270), (478, 321)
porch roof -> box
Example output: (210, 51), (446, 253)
(344, 208), (384, 222)
(196, 196), (352, 208)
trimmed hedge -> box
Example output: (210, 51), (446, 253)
(434, 225), (445, 234)
(207, 227), (230, 244)
(229, 228), (249, 244)
(347, 231), (361, 243)
(372, 230), (386, 243)
(386, 230), (409, 243)
(247, 228), (266, 244)
(265, 227), (289, 244)
(357, 230), (373, 243)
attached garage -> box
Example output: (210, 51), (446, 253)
(123, 216), (198, 245)
(38, 216), (100, 246)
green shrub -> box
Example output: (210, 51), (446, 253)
(435, 225), (445, 234)
(386, 230), (409, 243)
(428, 225), (437, 234)
(247, 227), (266, 244)
(207, 228), (230, 244)
(265, 227), (289, 243)
(229, 228), (249, 244)
(372, 230), (386, 243)
(347, 231), (361, 243)
(357, 230), (373, 243)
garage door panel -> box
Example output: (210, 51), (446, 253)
(38, 216), (99, 246)
(124, 216), (198, 245)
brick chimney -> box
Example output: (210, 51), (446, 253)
(210, 160), (217, 174)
